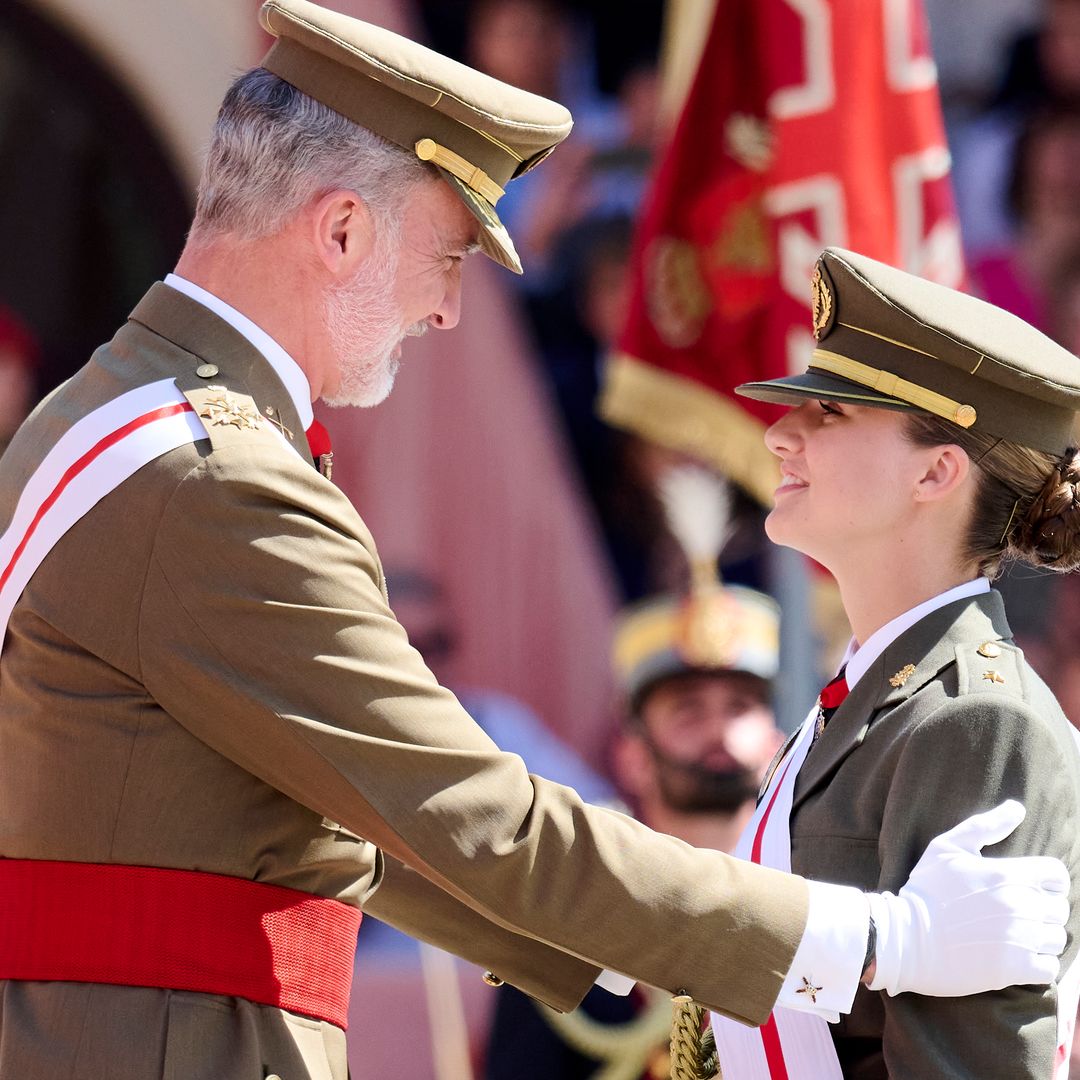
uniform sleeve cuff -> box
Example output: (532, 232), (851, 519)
(777, 880), (869, 1021)
(594, 969), (636, 996)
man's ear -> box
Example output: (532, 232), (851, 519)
(915, 444), (971, 503)
(310, 189), (377, 277)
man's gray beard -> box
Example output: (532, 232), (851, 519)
(322, 245), (418, 409)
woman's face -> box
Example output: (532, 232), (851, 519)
(763, 400), (937, 571)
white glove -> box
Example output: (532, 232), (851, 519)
(869, 799), (1070, 997)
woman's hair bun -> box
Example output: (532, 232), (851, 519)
(1013, 447), (1080, 571)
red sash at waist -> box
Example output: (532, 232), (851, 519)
(0, 859), (361, 1029)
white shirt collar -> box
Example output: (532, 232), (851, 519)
(843, 577), (991, 689)
(163, 273), (314, 430)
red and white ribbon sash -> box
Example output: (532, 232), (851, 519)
(0, 379), (207, 651)
(712, 709), (845, 1079)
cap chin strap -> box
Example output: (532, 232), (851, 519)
(415, 138), (505, 205)
(811, 347), (978, 428)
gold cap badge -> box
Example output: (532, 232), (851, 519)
(811, 265), (835, 340)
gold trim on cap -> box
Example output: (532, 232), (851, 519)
(811, 348), (978, 428)
(837, 322), (937, 359)
(415, 138), (505, 204)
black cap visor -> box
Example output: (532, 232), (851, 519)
(736, 369), (919, 412)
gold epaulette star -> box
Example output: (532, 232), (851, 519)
(198, 387), (264, 431)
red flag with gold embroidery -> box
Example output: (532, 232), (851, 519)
(601, 0), (963, 505)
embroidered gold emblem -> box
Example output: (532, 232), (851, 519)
(977, 641), (1001, 658)
(889, 663), (917, 688)
(811, 267), (834, 340)
(796, 976), (822, 1004)
(982, 670), (1006, 685)
(198, 388), (263, 431)
(646, 236), (711, 349)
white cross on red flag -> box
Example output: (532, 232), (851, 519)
(601, 0), (964, 505)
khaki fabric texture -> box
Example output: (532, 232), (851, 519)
(789, 590), (1080, 1079)
(0, 285), (808, 1077)
(738, 247), (1080, 452)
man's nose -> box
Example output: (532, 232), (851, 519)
(428, 274), (462, 331)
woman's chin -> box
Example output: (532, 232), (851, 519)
(764, 512), (822, 561)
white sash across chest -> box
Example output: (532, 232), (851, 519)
(0, 379), (207, 651)
(711, 707), (845, 1079)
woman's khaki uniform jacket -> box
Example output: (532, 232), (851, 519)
(0, 285), (808, 1080)
(790, 591), (1080, 1079)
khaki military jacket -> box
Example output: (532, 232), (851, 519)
(0, 285), (808, 1080)
(790, 590), (1080, 1079)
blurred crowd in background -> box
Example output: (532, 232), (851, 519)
(4, 0), (1080, 1074)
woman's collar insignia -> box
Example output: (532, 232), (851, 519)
(888, 663), (917, 689)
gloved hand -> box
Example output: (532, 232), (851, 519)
(869, 800), (1070, 997)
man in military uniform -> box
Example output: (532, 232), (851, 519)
(0, 4), (1068, 1078)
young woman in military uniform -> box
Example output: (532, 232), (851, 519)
(712, 246), (1080, 1079)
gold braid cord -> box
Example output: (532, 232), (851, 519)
(669, 994), (721, 1080)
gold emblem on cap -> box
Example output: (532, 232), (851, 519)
(677, 589), (743, 670)
(198, 388), (264, 431)
(982, 670), (1006, 685)
(977, 641), (1002, 659)
(811, 267), (833, 340)
(482, 971), (505, 987)
(889, 663), (917, 688)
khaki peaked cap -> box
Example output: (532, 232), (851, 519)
(258, 0), (573, 273)
(738, 247), (1080, 453)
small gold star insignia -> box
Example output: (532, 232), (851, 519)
(889, 663), (917, 688)
(796, 976), (822, 1004)
(198, 389), (263, 431)
(982, 670), (1006, 685)
(977, 641), (1002, 659)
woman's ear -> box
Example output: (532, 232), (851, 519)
(915, 444), (971, 503)
(310, 189), (377, 277)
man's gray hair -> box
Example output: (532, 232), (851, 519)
(190, 68), (431, 243)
